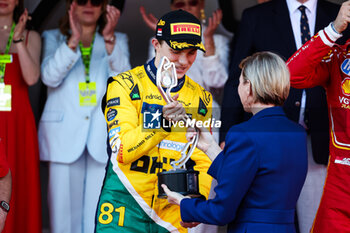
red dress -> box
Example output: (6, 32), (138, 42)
(0, 53), (42, 233)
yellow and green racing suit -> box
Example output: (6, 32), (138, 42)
(96, 59), (213, 233)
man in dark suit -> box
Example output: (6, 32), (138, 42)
(219, 0), (348, 232)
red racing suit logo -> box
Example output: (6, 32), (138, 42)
(341, 78), (350, 96)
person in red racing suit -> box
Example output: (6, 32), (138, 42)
(287, 2), (350, 232)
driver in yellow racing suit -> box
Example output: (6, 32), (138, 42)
(95, 10), (213, 233)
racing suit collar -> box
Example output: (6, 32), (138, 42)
(144, 57), (186, 93)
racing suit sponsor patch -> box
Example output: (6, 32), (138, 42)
(130, 155), (175, 174)
(341, 59), (350, 76)
(108, 127), (121, 140)
(198, 97), (208, 116)
(106, 97), (120, 108)
(334, 156), (350, 166)
(341, 78), (350, 96)
(130, 84), (141, 100)
(107, 109), (118, 121)
(157, 140), (185, 152)
(117, 143), (124, 163)
(108, 120), (119, 130)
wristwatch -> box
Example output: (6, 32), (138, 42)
(0, 201), (10, 213)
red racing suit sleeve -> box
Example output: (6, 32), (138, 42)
(105, 72), (170, 165)
(287, 23), (342, 89)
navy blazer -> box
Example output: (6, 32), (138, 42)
(180, 107), (308, 233)
(220, 0), (348, 165)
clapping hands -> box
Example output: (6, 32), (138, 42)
(203, 9), (222, 40)
(102, 5), (121, 40)
(139, 6), (158, 31)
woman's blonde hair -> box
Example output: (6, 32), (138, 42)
(239, 51), (290, 106)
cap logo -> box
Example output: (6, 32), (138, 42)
(158, 20), (166, 26)
(170, 23), (200, 36)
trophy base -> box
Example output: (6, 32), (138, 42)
(157, 169), (200, 198)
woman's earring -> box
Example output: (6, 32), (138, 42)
(200, 9), (206, 24)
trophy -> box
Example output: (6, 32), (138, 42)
(156, 56), (201, 198)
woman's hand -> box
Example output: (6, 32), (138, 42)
(162, 94), (187, 122)
(203, 9), (222, 39)
(102, 5), (121, 41)
(139, 6), (158, 31)
(203, 9), (222, 56)
(186, 126), (214, 153)
(162, 185), (200, 228)
(187, 126), (222, 161)
(13, 8), (29, 41)
(161, 184), (186, 206)
(68, 2), (81, 50)
(334, 1), (350, 33)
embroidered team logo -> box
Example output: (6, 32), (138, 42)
(341, 78), (350, 96)
(341, 59), (350, 76)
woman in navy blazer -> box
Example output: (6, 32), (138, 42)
(163, 52), (308, 233)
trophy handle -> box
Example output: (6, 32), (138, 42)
(170, 127), (199, 170)
(156, 56), (177, 103)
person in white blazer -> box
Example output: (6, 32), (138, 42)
(39, 0), (131, 232)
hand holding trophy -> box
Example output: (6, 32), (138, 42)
(157, 56), (202, 198)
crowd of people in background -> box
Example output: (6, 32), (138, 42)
(1, 0), (350, 232)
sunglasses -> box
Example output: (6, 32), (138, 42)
(173, 0), (199, 8)
(76, 0), (103, 7)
